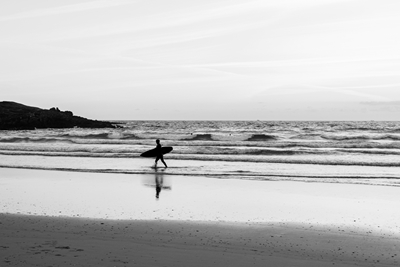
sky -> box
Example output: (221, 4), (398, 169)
(1, 0), (400, 120)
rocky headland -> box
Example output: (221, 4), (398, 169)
(0, 101), (117, 130)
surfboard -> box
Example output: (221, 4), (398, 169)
(140, 147), (173, 158)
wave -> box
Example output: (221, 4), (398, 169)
(7, 138), (400, 149)
(168, 155), (400, 167)
(337, 149), (400, 155)
(2, 141), (400, 157)
(0, 134), (143, 144)
(3, 132), (400, 147)
(61, 133), (141, 140)
(174, 141), (400, 150)
(246, 134), (276, 141)
(0, 137), (74, 143)
(321, 134), (400, 141)
(0, 146), (318, 156)
(61, 133), (110, 139)
(181, 133), (277, 142)
(183, 134), (214, 141)
(2, 150), (400, 167)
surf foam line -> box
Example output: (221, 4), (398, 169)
(1, 151), (400, 167)
(321, 134), (400, 141)
(1, 165), (399, 183)
(2, 138), (400, 150)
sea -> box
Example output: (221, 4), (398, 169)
(1, 120), (400, 186)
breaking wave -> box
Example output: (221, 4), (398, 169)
(246, 134), (277, 141)
(183, 134), (214, 141)
(321, 134), (400, 141)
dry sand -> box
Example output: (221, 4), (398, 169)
(1, 168), (400, 266)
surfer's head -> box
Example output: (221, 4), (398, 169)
(156, 139), (160, 144)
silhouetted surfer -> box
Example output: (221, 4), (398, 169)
(155, 139), (168, 168)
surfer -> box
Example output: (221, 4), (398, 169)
(155, 139), (168, 168)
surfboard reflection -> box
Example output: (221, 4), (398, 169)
(142, 168), (171, 199)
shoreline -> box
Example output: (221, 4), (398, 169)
(1, 167), (400, 266)
(1, 155), (400, 187)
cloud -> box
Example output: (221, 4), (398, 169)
(360, 101), (400, 106)
(1, 0), (400, 120)
(306, 85), (393, 102)
(250, 83), (394, 104)
(0, 0), (133, 21)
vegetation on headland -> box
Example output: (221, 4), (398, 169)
(0, 101), (118, 130)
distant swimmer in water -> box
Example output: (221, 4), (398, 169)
(155, 139), (168, 168)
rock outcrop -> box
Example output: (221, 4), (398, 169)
(0, 101), (117, 130)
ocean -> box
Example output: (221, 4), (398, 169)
(1, 120), (400, 186)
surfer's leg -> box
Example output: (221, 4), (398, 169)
(161, 156), (167, 168)
(155, 156), (159, 167)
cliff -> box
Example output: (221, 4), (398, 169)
(0, 101), (117, 130)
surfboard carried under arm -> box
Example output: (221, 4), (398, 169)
(140, 147), (173, 158)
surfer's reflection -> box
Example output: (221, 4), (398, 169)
(155, 169), (163, 199)
(142, 169), (171, 200)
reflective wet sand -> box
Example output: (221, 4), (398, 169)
(1, 167), (399, 266)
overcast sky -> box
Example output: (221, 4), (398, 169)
(1, 0), (400, 120)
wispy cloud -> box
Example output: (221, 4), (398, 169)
(361, 101), (400, 106)
(1, 0), (400, 119)
(306, 85), (392, 102)
(0, 0), (133, 21)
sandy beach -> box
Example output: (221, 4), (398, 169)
(1, 167), (399, 266)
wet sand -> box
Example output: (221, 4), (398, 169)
(0, 167), (400, 266)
